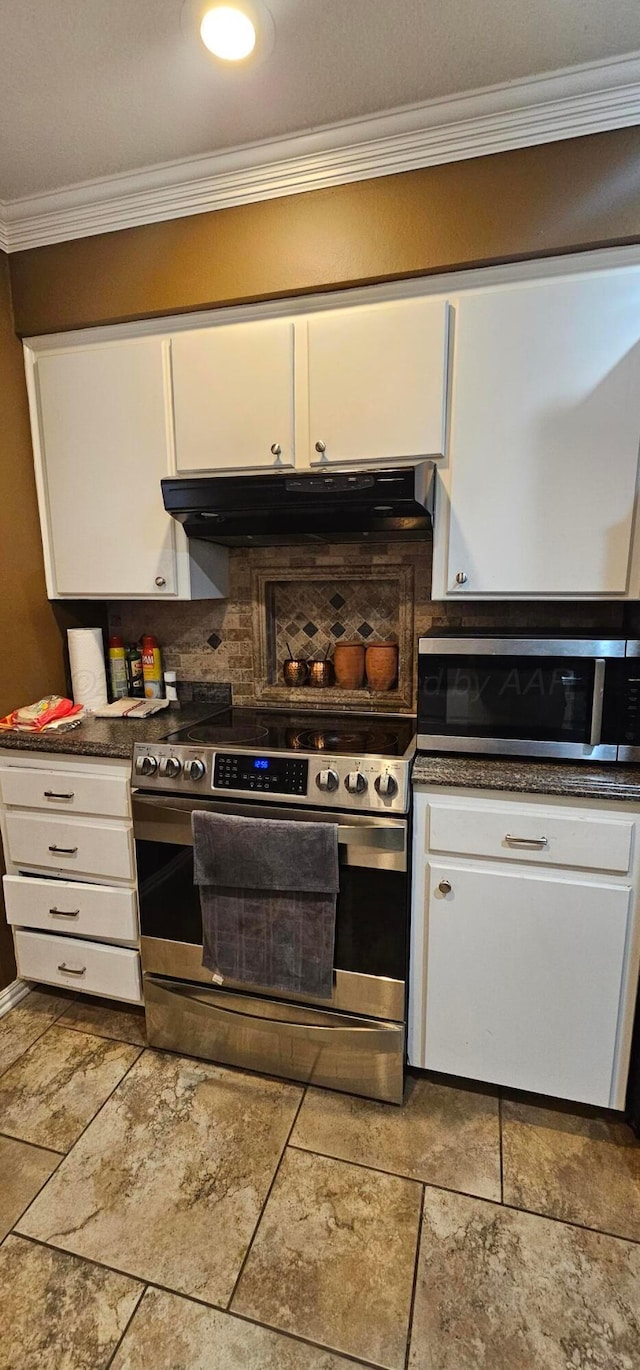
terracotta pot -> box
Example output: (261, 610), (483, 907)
(333, 643), (365, 689)
(365, 643), (398, 692)
(283, 659), (309, 686)
(308, 660), (335, 688)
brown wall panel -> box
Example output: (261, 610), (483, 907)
(10, 127), (640, 337)
(0, 253), (67, 716)
(0, 252), (69, 987)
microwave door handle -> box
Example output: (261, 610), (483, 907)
(589, 658), (606, 746)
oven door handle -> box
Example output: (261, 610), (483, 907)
(132, 797), (405, 852)
(339, 825), (404, 851)
(145, 976), (400, 1045)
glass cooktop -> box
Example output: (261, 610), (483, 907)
(167, 707), (416, 758)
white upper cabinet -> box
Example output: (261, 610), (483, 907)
(171, 318), (295, 473)
(305, 298), (450, 465)
(30, 338), (227, 601)
(433, 268), (640, 598)
(26, 256), (640, 602)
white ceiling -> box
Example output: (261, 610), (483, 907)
(1, 0), (640, 203)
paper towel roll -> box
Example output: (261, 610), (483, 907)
(67, 628), (108, 711)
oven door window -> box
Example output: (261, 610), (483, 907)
(419, 654), (594, 743)
(136, 840), (406, 982)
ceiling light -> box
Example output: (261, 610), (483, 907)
(200, 5), (256, 60)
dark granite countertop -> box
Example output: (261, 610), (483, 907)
(412, 752), (640, 803)
(0, 705), (216, 761)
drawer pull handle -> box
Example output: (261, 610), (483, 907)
(438, 879), (452, 895)
(504, 834), (548, 849)
(48, 845), (78, 855)
(57, 963), (86, 976)
(50, 907), (80, 918)
(44, 791), (75, 800)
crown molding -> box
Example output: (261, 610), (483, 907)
(0, 207), (10, 254)
(3, 51), (640, 253)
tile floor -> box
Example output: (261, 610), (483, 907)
(0, 989), (639, 1369)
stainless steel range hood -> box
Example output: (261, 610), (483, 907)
(162, 463), (434, 546)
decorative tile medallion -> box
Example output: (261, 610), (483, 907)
(252, 565), (414, 709)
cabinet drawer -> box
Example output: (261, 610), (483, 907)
(3, 875), (138, 944)
(427, 799), (633, 874)
(14, 929), (142, 1004)
(3, 812), (134, 881)
(0, 765), (130, 819)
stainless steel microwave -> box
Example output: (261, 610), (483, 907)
(417, 636), (640, 763)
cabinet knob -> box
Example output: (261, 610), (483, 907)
(438, 879), (452, 895)
(270, 443), (282, 457)
(315, 440), (326, 454)
(454, 571), (468, 586)
(155, 576), (166, 587)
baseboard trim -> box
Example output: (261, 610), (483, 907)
(0, 979), (30, 1019)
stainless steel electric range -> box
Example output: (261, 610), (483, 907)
(132, 707), (416, 1104)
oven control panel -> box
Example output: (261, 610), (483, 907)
(132, 744), (410, 812)
(214, 753), (308, 796)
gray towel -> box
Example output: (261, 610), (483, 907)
(192, 811), (339, 999)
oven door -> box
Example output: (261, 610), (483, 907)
(418, 638), (622, 761)
(133, 793), (407, 1104)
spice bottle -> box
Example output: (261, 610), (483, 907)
(141, 634), (164, 698)
(126, 644), (145, 698)
(108, 635), (128, 699)
(164, 669), (178, 704)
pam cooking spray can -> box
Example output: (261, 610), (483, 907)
(141, 635), (164, 698)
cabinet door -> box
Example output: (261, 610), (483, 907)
(307, 298), (449, 463)
(171, 319), (295, 472)
(439, 269), (640, 597)
(35, 339), (177, 598)
(422, 861), (631, 1106)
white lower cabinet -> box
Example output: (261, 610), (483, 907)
(13, 930), (142, 1004)
(410, 788), (640, 1108)
(3, 875), (138, 945)
(0, 750), (142, 1004)
(423, 861), (630, 1105)
(3, 811), (134, 882)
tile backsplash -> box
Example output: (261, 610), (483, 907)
(110, 538), (626, 714)
(271, 576), (400, 664)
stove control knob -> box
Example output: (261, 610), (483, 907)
(316, 768), (339, 793)
(345, 770), (367, 795)
(375, 771), (398, 799)
(159, 757), (181, 779)
(186, 758), (206, 781)
(135, 754), (158, 777)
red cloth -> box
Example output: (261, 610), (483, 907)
(0, 696), (83, 732)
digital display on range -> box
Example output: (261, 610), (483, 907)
(214, 752), (308, 796)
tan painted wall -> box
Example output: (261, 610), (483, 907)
(0, 252), (71, 986)
(10, 127), (640, 337)
(0, 254), (67, 715)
